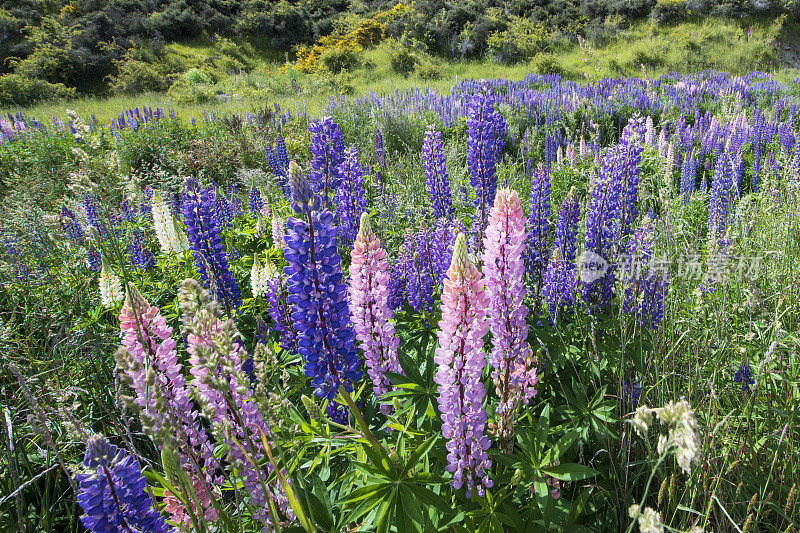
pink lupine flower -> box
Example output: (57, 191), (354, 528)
(434, 233), (493, 498)
(348, 213), (401, 412)
(482, 189), (538, 450)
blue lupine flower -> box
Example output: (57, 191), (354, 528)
(733, 360), (754, 391)
(621, 380), (641, 410)
(326, 401), (349, 425)
(336, 147), (367, 248)
(526, 164), (551, 285)
(422, 125), (454, 219)
(129, 230), (154, 270)
(248, 187), (263, 217)
(182, 179), (242, 313)
(84, 196), (107, 240)
(76, 435), (173, 533)
(61, 206), (85, 246)
(283, 162), (361, 398)
(680, 153), (697, 204)
(308, 117), (345, 209)
(87, 244), (102, 272)
(708, 154), (736, 247)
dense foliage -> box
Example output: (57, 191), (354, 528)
(1, 70), (800, 532)
(1, 0), (799, 106)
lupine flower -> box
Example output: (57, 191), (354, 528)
(129, 230), (155, 270)
(336, 147), (367, 247)
(434, 233), (493, 498)
(77, 434), (173, 533)
(619, 116), (647, 234)
(265, 275), (298, 355)
(84, 196), (107, 240)
(87, 244), (101, 272)
(326, 401), (349, 425)
(152, 191), (187, 255)
(275, 132), (289, 170)
(308, 117), (345, 209)
(180, 279), (295, 528)
(248, 187), (263, 218)
(115, 283), (219, 525)
(482, 189), (537, 449)
(708, 154), (736, 248)
(622, 215), (669, 329)
(733, 360), (754, 391)
(271, 212), (285, 249)
(265, 144), (288, 193)
(348, 213), (401, 410)
(525, 164), (551, 286)
(680, 154), (697, 204)
(621, 380), (641, 410)
(422, 125), (454, 218)
(467, 82), (504, 247)
(99, 261), (123, 307)
(227, 182), (242, 218)
(182, 179), (242, 313)
(283, 162), (361, 398)
(61, 206), (85, 246)
(251, 253), (278, 298)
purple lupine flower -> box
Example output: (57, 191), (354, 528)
(76, 435), (173, 533)
(708, 154), (736, 247)
(226, 182), (242, 218)
(467, 82), (504, 249)
(620, 380), (641, 410)
(308, 117), (345, 209)
(622, 215), (668, 329)
(422, 125), (454, 218)
(182, 179), (242, 313)
(581, 143), (624, 313)
(482, 189), (537, 449)
(266, 276), (298, 355)
(336, 147), (367, 247)
(276, 132), (289, 170)
(525, 163), (551, 286)
(434, 233), (492, 498)
(618, 116), (646, 234)
(542, 188), (580, 318)
(61, 206), (85, 246)
(374, 129), (384, 170)
(87, 244), (102, 272)
(680, 153), (697, 204)
(733, 360), (754, 391)
(248, 187), (263, 218)
(283, 162), (361, 398)
(84, 196), (107, 240)
(129, 230), (155, 270)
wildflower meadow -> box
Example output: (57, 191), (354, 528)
(1, 72), (799, 532)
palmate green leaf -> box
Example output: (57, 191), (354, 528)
(402, 434), (438, 476)
(541, 463), (599, 482)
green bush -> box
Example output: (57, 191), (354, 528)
(415, 58), (441, 80)
(487, 16), (550, 63)
(108, 58), (170, 95)
(532, 54), (565, 76)
(389, 45), (416, 76)
(320, 46), (362, 74)
(167, 78), (215, 104)
(651, 0), (688, 23)
(0, 73), (76, 106)
(183, 67), (215, 85)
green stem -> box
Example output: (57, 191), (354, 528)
(338, 386), (385, 453)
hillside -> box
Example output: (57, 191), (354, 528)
(1, 0), (799, 111)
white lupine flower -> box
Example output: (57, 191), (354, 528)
(630, 405), (652, 437)
(99, 262), (123, 307)
(255, 213), (268, 236)
(251, 254), (264, 297)
(271, 213), (285, 249)
(644, 116), (654, 146)
(656, 400), (700, 475)
(152, 191), (178, 254)
(628, 506), (663, 533)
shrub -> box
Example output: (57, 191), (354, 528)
(0, 73), (76, 106)
(320, 46), (363, 73)
(183, 67), (214, 85)
(108, 58), (169, 94)
(488, 16), (550, 63)
(415, 58), (441, 80)
(167, 78), (215, 104)
(651, 0), (688, 23)
(389, 45), (416, 75)
(532, 54), (565, 75)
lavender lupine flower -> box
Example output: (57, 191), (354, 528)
(482, 189), (537, 450)
(708, 154), (736, 247)
(182, 179), (242, 313)
(181, 279), (295, 529)
(308, 117), (345, 209)
(422, 125), (454, 218)
(733, 360), (754, 391)
(621, 380), (641, 410)
(680, 154), (697, 204)
(336, 147), (367, 247)
(525, 164), (551, 286)
(542, 188), (580, 317)
(434, 233), (493, 498)
(283, 162), (361, 398)
(76, 435), (173, 533)
(467, 82), (504, 248)
(348, 213), (401, 410)
(271, 213), (285, 249)
(227, 182), (242, 218)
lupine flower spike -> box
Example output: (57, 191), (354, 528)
(348, 213), (401, 412)
(482, 189), (538, 450)
(435, 233), (493, 497)
(99, 260), (123, 307)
